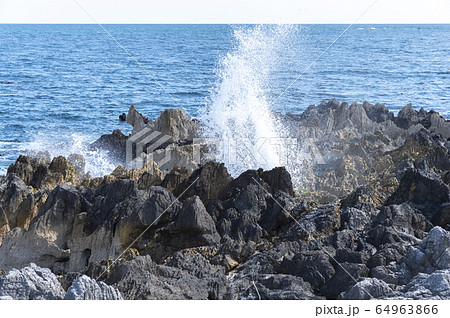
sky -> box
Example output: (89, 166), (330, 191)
(0, 0), (449, 24)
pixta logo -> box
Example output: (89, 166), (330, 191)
(126, 127), (172, 172)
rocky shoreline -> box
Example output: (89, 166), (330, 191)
(0, 100), (449, 300)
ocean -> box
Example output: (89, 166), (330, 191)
(0, 24), (449, 176)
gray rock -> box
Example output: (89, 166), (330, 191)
(64, 275), (122, 300)
(338, 277), (393, 300)
(153, 108), (198, 142)
(106, 255), (224, 300)
(0, 263), (65, 300)
(402, 269), (450, 299)
(405, 226), (450, 273)
(126, 105), (147, 134)
(169, 196), (220, 247)
(320, 262), (370, 299)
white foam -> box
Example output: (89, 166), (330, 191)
(23, 133), (116, 177)
(199, 25), (304, 186)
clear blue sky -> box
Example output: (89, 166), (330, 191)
(0, 0), (449, 24)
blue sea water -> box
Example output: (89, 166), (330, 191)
(0, 24), (449, 175)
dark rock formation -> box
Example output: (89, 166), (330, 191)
(90, 129), (128, 164)
(0, 100), (449, 300)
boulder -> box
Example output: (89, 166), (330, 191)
(64, 275), (122, 300)
(106, 255), (224, 300)
(278, 250), (335, 291)
(0, 174), (37, 238)
(401, 269), (450, 299)
(126, 105), (147, 134)
(173, 161), (232, 205)
(404, 226), (450, 274)
(0, 263), (65, 300)
(153, 109), (198, 142)
(167, 196), (220, 248)
(320, 262), (370, 299)
(338, 277), (393, 300)
(90, 129), (128, 164)
(387, 169), (450, 221)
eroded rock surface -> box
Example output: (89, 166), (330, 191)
(0, 100), (448, 300)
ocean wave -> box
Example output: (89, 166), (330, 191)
(23, 133), (117, 177)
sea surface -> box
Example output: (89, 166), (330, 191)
(0, 24), (449, 175)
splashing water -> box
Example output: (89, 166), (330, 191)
(199, 25), (298, 179)
(23, 133), (117, 177)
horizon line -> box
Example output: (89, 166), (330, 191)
(1, 22), (449, 25)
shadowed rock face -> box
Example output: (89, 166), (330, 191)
(0, 100), (449, 300)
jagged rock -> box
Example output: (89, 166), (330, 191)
(0, 184), (89, 271)
(369, 203), (430, 244)
(338, 277), (393, 300)
(7, 155), (80, 190)
(278, 250), (335, 291)
(395, 104), (450, 139)
(367, 244), (408, 269)
(230, 274), (323, 300)
(151, 143), (199, 175)
(166, 196), (220, 248)
(110, 162), (163, 189)
(387, 169), (450, 222)
(340, 206), (376, 231)
(174, 161), (232, 205)
(0, 174), (38, 241)
(320, 262), (370, 299)
(153, 109), (198, 142)
(404, 226), (450, 274)
(0, 263), (65, 300)
(106, 255), (223, 300)
(161, 166), (190, 191)
(282, 204), (340, 241)
(126, 105), (147, 134)
(401, 269), (450, 299)
(67, 154), (86, 177)
(73, 183), (182, 271)
(64, 275), (122, 300)
(90, 129), (128, 163)
(371, 265), (399, 285)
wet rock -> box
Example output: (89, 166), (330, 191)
(64, 275), (122, 300)
(119, 113), (126, 122)
(0, 263), (65, 300)
(90, 129), (128, 163)
(67, 154), (86, 177)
